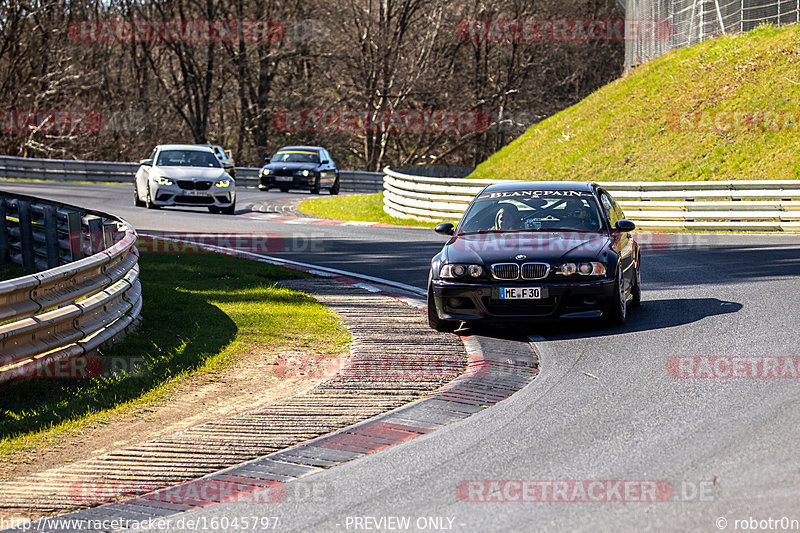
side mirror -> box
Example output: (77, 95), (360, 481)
(222, 161), (233, 169)
(435, 222), (455, 236)
(140, 158), (153, 166)
(264, 157), (271, 164)
(615, 220), (636, 232)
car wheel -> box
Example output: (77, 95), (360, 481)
(279, 187), (290, 193)
(606, 268), (628, 326)
(311, 175), (320, 194)
(631, 261), (642, 308)
(427, 283), (457, 332)
(145, 186), (159, 209)
(134, 184), (145, 207)
(220, 201), (236, 215)
(329, 176), (340, 195)
(208, 206), (220, 214)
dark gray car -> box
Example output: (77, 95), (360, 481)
(258, 146), (339, 194)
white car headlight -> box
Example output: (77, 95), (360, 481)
(153, 176), (173, 185)
(215, 179), (231, 188)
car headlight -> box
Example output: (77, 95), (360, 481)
(215, 179), (231, 188)
(153, 176), (173, 185)
(440, 264), (484, 279)
(556, 262), (607, 277)
(295, 169), (312, 177)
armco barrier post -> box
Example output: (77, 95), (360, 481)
(43, 205), (60, 268)
(17, 200), (35, 269)
(87, 217), (104, 255)
(0, 199), (7, 262)
(65, 210), (84, 261)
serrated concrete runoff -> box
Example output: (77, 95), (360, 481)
(0, 280), (539, 532)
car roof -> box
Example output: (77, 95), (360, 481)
(156, 144), (214, 152)
(481, 181), (598, 193)
(275, 146), (324, 152)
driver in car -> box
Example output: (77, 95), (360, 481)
(493, 203), (521, 230)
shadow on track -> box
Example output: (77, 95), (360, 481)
(456, 298), (743, 341)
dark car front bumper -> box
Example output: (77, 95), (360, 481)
(431, 278), (616, 322)
(259, 175), (315, 189)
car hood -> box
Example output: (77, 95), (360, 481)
(262, 162), (319, 171)
(444, 231), (610, 264)
(153, 166), (228, 180)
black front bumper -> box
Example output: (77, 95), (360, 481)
(431, 278), (616, 322)
(259, 176), (315, 189)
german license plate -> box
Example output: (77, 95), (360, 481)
(275, 176), (293, 182)
(498, 287), (543, 300)
(185, 190), (206, 196)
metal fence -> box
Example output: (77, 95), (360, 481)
(0, 191), (141, 384)
(0, 155), (383, 193)
(383, 167), (800, 231)
(625, 0), (800, 69)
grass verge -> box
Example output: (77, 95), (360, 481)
(0, 250), (350, 458)
(470, 24), (800, 182)
(298, 193), (437, 228)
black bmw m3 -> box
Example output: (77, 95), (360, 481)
(427, 181), (641, 331)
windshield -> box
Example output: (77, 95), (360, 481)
(459, 190), (604, 233)
(156, 150), (221, 168)
(272, 150), (319, 163)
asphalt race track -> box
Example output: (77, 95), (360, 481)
(3, 181), (800, 532)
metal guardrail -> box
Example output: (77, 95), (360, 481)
(383, 167), (800, 232)
(0, 191), (141, 383)
(0, 155), (383, 193)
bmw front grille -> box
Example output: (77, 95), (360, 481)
(521, 263), (550, 280)
(491, 263), (519, 280)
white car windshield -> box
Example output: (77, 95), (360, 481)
(459, 190), (604, 233)
(156, 150), (221, 168)
(272, 151), (319, 163)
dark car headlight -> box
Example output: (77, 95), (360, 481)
(556, 262), (607, 277)
(441, 264), (485, 279)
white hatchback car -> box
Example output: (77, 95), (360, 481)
(134, 144), (236, 214)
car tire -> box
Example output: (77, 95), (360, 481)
(606, 268), (628, 326)
(427, 283), (458, 332)
(279, 187), (290, 193)
(145, 186), (159, 209)
(329, 176), (340, 195)
(220, 201), (236, 215)
(311, 175), (321, 195)
(631, 260), (642, 308)
(134, 184), (145, 207)
(208, 206), (220, 214)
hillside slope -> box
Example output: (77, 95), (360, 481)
(470, 24), (800, 182)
